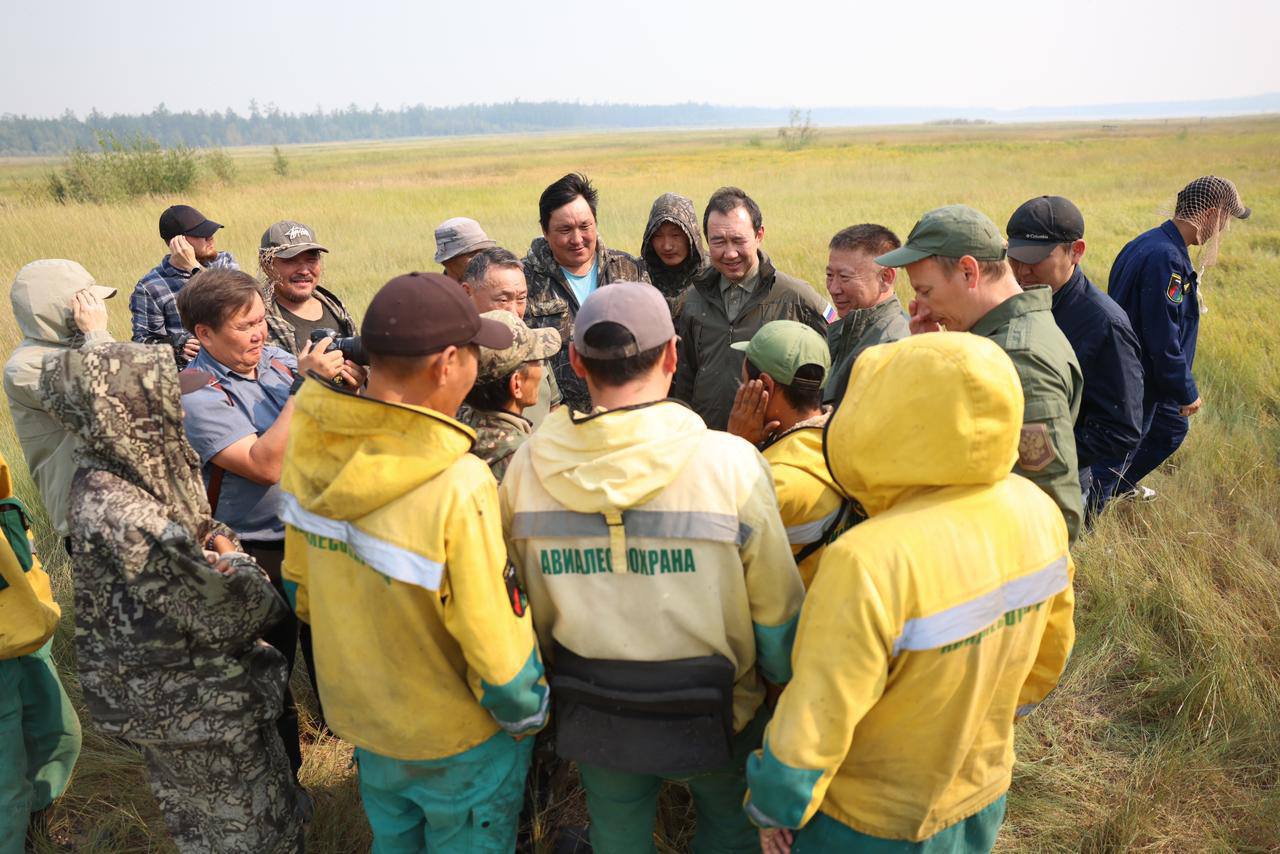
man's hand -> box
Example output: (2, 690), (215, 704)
(1180, 397), (1203, 417)
(71, 290), (109, 334)
(169, 236), (200, 273)
(334, 360), (368, 389)
(182, 337), (201, 359)
(727, 379), (780, 447)
(297, 337), (345, 383)
(760, 828), (794, 854)
(909, 299), (943, 335)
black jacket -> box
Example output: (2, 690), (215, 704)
(1050, 267), (1144, 467)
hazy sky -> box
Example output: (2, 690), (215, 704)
(2, 0), (1276, 117)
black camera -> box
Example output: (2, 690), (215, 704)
(309, 327), (369, 366)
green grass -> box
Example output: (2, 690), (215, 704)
(2, 116), (1278, 851)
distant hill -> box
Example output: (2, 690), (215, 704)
(2, 94), (1276, 155)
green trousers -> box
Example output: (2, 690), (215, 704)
(792, 795), (1007, 853)
(577, 708), (769, 854)
(356, 731), (534, 854)
(0, 639), (82, 854)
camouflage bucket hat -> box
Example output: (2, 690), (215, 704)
(476, 310), (561, 383)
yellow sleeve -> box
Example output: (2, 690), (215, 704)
(739, 454), (805, 683)
(442, 475), (549, 735)
(282, 525), (311, 623)
(1017, 555), (1076, 718)
(745, 549), (894, 829)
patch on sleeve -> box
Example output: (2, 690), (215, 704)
(1018, 423), (1056, 472)
(503, 559), (527, 618)
(1166, 273), (1184, 305)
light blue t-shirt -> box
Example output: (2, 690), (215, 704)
(563, 262), (599, 307)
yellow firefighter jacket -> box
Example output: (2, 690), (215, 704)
(761, 410), (848, 589)
(745, 333), (1075, 842)
(280, 381), (548, 761)
(499, 400), (805, 731)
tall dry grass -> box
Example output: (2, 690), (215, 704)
(1, 116), (1277, 851)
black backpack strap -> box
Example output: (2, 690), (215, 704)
(794, 499), (865, 564)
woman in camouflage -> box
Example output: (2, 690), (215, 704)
(38, 343), (306, 854)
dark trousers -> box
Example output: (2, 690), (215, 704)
(243, 541), (324, 780)
(1088, 401), (1190, 518)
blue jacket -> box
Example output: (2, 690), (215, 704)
(1050, 267), (1144, 468)
(1107, 221), (1199, 407)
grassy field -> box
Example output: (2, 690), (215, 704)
(2, 116), (1278, 852)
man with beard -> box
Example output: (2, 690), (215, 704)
(131, 205), (239, 368)
(640, 193), (708, 315)
(258, 221), (364, 388)
(523, 172), (649, 413)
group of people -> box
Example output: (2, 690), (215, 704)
(0, 168), (1248, 854)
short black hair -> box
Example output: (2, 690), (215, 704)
(539, 173), (598, 232)
(829, 223), (901, 257)
(465, 371), (519, 411)
(177, 268), (261, 332)
(577, 321), (666, 388)
(745, 359), (825, 411)
(703, 186), (763, 236)
(463, 246), (522, 286)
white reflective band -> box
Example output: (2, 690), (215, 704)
(280, 492), (444, 591)
(785, 508), (841, 546)
(495, 691), (551, 735)
(892, 556), (1070, 655)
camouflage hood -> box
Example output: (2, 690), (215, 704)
(38, 343), (211, 539)
(641, 193), (708, 300)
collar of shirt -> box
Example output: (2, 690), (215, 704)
(971, 285), (1052, 337)
(190, 344), (282, 382)
(1050, 266), (1087, 310)
(718, 269), (761, 296)
(1159, 219), (1193, 266)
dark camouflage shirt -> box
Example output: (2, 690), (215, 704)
(523, 236), (649, 413)
(38, 343), (290, 742)
(459, 405), (532, 483)
(641, 193), (708, 315)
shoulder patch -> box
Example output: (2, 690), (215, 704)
(1017, 423), (1056, 472)
(1166, 273), (1184, 305)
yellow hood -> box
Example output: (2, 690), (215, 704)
(282, 381), (476, 521)
(529, 400), (705, 513)
(825, 333), (1023, 517)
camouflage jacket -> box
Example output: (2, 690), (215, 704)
(523, 236), (649, 413)
(263, 281), (357, 356)
(641, 193), (709, 315)
(459, 405), (532, 483)
(38, 343), (290, 743)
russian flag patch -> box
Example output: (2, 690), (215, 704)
(822, 302), (837, 323)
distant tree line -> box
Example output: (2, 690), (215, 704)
(0, 101), (795, 155)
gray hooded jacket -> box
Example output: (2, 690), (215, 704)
(3, 259), (116, 534)
(641, 193), (709, 314)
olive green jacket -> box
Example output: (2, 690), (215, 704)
(824, 297), (911, 406)
(972, 286), (1084, 543)
(672, 251), (828, 430)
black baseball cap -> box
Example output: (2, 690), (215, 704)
(159, 205), (222, 242)
(1006, 196), (1084, 264)
(361, 272), (512, 357)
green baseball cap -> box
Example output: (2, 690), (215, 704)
(730, 320), (831, 390)
(475, 310), (561, 383)
(875, 205), (1007, 267)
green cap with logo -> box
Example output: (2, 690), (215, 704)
(476, 310), (562, 383)
(875, 205), (1007, 267)
(730, 320), (831, 389)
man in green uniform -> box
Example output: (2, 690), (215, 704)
(458, 310), (561, 482)
(877, 205), (1083, 543)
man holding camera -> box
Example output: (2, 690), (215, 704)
(176, 268), (347, 779)
(258, 220), (364, 387)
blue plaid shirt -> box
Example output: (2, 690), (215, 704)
(130, 251), (239, 367)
